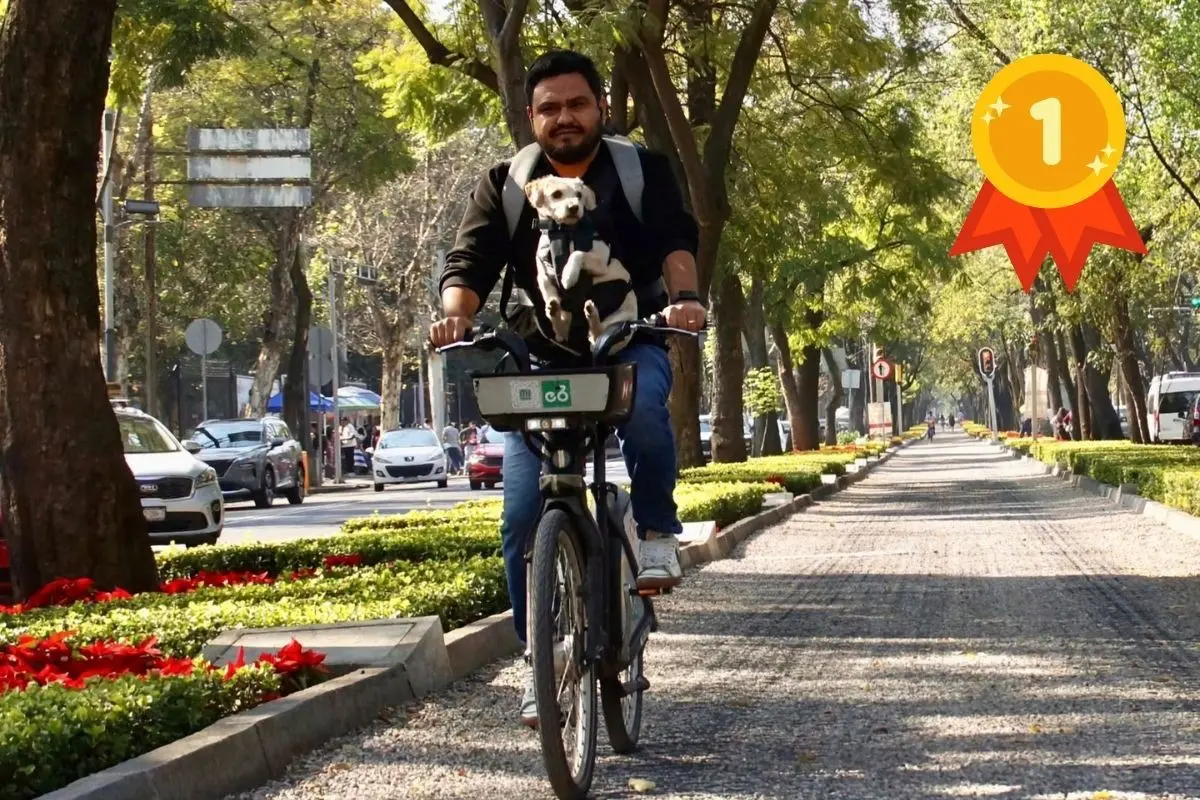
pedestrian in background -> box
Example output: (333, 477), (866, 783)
(443, 420), (463, 475)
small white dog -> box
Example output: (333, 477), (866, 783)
(523, 175), (639, 347)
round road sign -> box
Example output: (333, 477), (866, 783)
(871, 358), (893, 381)
(184, 318), (223, 356)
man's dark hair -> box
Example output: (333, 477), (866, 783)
(525, 50), (605, 106)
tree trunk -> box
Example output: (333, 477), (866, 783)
(1055, 330), (1080, 439)
(795, 340), (822, 451)
(1068, 325), (1092, 439)
(821, 348), (843, 446)
(1111, 295), (1149, 442)
(0, 0), (158, 597)
(379, 331), (405, 432)
(1082, 324), (1122, 439)
(247, 214), (299, 416)
(769, 321), (802, 453)
(1122, 379), (1142, 443)
(282, 237), (312, 452)
(744, 276), (780, 456)
(668, 338), (704, 468)
(710, 271), (746, 463)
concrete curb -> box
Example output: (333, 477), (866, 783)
(41, 619), (452, 800)
(308, 482), (369, 495)
(1001, 445), (1200, 540)
(44, 443), (908, 800)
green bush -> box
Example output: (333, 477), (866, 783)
(0, 557), (508, 657)
(680, 454), (844, 495)
(0, 666), (278, 800)
(157, 523), (500, 579)
(340, 504), (501, 534)
(675, 482), (774, 526)
(1029, 440), (1200, 507)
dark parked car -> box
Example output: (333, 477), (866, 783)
(186, 418), (304, 508)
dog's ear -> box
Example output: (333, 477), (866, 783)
(524, 177), (548, 208)
(580, 184), (598, 211)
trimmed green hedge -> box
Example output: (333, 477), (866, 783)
(680, 454), (847, 495)
(1030, 440), (1200, 510)
(157, 523), (500, 579)
(1, 666), (278, 800)
(340, 504), (502, 535)
(0, 557), (507, 657)
(675, 481), (774, 527)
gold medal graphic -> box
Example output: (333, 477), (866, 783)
(952, 54), (1144, 291)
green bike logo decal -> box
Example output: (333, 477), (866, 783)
(541, 380), (572, 409)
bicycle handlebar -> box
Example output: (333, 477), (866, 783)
(433, 313), (702, 370)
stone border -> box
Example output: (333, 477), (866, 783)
(995, 442), (1200, 539)
(42, 441), (911, 800)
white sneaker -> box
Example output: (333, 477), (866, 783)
(520, 673), (538, 729)
(637, 533), (683, 590)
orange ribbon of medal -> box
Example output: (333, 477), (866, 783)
(949, 54), (1145, 292)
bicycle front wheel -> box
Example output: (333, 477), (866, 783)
(530, 508), (598, 799)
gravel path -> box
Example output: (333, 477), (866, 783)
(234, 433), (1200, 800)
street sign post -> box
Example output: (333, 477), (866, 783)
(185, 318), (222, 421)
(977, 346), (999, 441)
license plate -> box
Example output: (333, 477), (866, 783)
(143, 507), (166, 522)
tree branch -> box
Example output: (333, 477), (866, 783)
(946, 0), (1011, 66)
(640, 0), (713, 218)
(382, 0), (500, 93)
(704, 0), (778, 173)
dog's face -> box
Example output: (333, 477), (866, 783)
(524, 176), (597, 225)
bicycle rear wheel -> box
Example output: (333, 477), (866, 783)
(530, 508), (598, 799)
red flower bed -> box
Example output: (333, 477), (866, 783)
(0, 631), (326, 695)
(0, 552), (367, 615)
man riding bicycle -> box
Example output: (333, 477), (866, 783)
(428, 49), (707, 727)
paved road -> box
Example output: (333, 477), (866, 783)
(218, 458), (631, 543)
(237, 431), (1200, 799)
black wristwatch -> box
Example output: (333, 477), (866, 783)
(671, 290), (702, 304)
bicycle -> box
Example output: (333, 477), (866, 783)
(438, 314), (696, 799)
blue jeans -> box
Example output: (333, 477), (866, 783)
(500, 343), (682, 645)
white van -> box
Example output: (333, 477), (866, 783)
(1146, 373), (1200, 442)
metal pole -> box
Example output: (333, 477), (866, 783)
(1031, 359), (1038, 437)
(988, 379), (999, 441)
(329, 269), (342, 484)
(200, 353), (208, 422)
(417, 348), (426, 426)
(102, 109), (117, 381)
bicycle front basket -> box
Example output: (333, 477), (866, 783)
(472, 363), (637, 432)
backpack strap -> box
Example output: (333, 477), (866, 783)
(503, 142), (543, 238)
(602, 135), (644, 224)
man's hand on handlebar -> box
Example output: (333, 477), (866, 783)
(429, 315), (472, 348)
(663, 299), (707, 332)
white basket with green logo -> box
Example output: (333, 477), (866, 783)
(473, 364), (637, 431)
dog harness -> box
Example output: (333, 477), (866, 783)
(535, 216), (632, 317)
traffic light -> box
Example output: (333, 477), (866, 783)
(978, 347), (996, 380)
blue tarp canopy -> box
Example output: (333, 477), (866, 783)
(266, 391), (333, 412)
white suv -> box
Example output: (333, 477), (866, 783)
(115, 405), (223, 546)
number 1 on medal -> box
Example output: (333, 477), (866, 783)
(1030, 97), (1062, 166)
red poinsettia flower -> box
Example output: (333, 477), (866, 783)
(322, 554), (362, 569)
(287, 567), (318, 581)
(256, 639), (328, 675)
(223, 646), (248, 680)
(158, 657), (197, 677)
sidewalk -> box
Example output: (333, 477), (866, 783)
(236, 433), (1200, 800)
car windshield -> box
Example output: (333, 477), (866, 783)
(192, 422), (262, 449)
(120, 415), (179, 454)
(379, 429), (439, 449)
(1161, 391), (1195, 415)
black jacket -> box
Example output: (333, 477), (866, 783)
(439, 144), (698, 339)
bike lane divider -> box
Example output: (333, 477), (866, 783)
(37, 439), (913, 800)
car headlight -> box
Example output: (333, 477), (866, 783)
(195, 468), (218, 488)
(373, 454), (389, 465)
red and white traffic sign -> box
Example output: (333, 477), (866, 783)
(871, 358), (893, 381)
